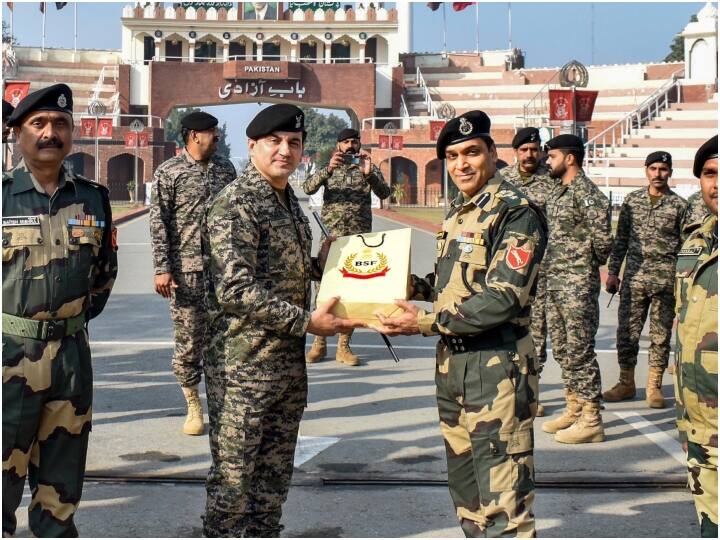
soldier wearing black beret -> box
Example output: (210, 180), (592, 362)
(603, 146), (686, 410)
(3, 83), (118, 536)
(302, 117), (390, 366)
(2, 99), (14, 144)
(375, 109), (546, 536)
(149, 108), (236, 439)
(202, 104), (363, 536)
(541, 131), (612, 444)
(501, 127), (556, 409)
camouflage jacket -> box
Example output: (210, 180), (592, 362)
(682, 191), (710, 232)
(673, 214), (717, 447)
(302, 161), (391, 236)
(545, 171), (612, 291)
(2, 160), (117, 322)
(205, 163), (321, 380)
(411, 173), (547, 337)
(499, 162), (556, 215)
(149, 149), (236, 275)
(607, 188), (686, 287)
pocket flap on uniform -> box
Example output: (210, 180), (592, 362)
(458, 245), (487, 265)
(3, 225), (43, 247)
(500, 428), (533, 454)
(68, 226), (102, 246)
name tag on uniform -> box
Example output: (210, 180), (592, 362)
(2, 216), (40, 227)
(678, 247), (702, 257)
(270, 218), (292, 228)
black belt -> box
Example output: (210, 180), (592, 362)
(440, 325), (528, 353)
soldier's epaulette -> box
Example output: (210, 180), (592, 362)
(495, 182), (529, 210)
(2, 172), (12, 184)
(74, 174), (110, 193)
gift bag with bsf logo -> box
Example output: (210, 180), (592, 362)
(316, 228), (412, 329)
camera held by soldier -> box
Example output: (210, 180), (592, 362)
(326, 127), (373, 177)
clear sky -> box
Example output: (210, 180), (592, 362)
(1, 1), (707, 157)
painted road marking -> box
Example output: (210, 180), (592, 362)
(294, 436), (340, 467)
(614, 411), (686, 466)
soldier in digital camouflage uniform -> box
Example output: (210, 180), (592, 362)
(674, 135), (717, 538)
(501, 126), (556, 416)
(149, 111), (236, 436)
(376, 111), (546, 538)
(540, 134), (612, 444)
(603, 151), (686, 409)
(302, 127), (391, 366)
(202, 104), (363, 537)
(683, 190), (710, 232)
(2, 84), (117, 537)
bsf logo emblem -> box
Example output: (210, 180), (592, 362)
(341, 249), (390, 279)
(506, 245), (531, 270)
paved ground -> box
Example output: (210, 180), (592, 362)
(11, 204), (700, 537)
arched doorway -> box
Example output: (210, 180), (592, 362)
(381, 156), (418, 205)
(65, 152), (96, 179)
(424, 159), (444, 206)
(107, 153), (145, 202)
(689, 39), (713, 82)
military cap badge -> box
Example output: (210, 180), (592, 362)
(57, 94), (67, 108)
(459, 117), (473, 136)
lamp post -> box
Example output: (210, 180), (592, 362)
(88, 100), (106, 183)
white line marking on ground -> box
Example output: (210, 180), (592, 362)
(90, 341), (647, 355)
(613, 411), (687, 466)
(374, 214), (436, 236)
(294, 436), (339, 467)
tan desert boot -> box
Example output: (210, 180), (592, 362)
(646, 366), (667, 409)
(602, 367), (636, 402)
(555, 400), (605, 444)
(306, 336), (327, 364)
(336, 332), (360, 366)
(536, 400), (545, 417)
(541, 389), (581, 433)
(181, 385), (204, 436)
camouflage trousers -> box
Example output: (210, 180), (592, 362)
(169, 271), (208, 388)
(530, 271), (547, 373)
(616, 279), (674, 369)
(202, 374), (307, 537)
(687, 442), (718, 538)
(436, 332), (537, 538)
(546, 287), (602, 402)
(2, 331), (93, 537)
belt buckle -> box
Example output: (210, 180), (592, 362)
(44, 321), (63, 341)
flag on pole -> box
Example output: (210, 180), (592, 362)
(55, 2), (68, 9)
(39, 2), (45, 13)
(452, 2), (474, 11)
(7, 3), (13, 11)
(427, 2), (441, 10)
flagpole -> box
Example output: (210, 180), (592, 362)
(442, 2), (447, 58)
(42, 3), (46, 52)
(475, 3), (480, 56)
(74, 2), (78, 52)
(508, 2), (512, 50)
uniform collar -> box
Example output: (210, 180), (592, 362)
(10, 159), (76, 196)
(243, 161), (297, 203)
(452, 172), (504, 210)
(182, 148), (213, 168)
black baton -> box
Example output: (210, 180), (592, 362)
(312, 211), (400, 363)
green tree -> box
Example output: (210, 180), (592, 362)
(3, 20), (18, 45)
(302, 108), (349, 166)
(164, 106), (232, 159)
(664, 14), (697, 62)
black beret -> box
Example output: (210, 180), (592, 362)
(246, 104), (306, 139)
(436, 110), (492, 159)
(544, 134), (584, 152)
(337, 128), (359, 142)
(512, 127), (540, 149)
(2, 100), (14, 120)
(6, 83), (73, 127)
(181, 111), (218, 131)
(645, 151), (672, 168)
(693, 135), (718, 178)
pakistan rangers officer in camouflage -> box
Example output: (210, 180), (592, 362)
(603, 151), (687, 408)
(303, 127), (391, 366)
(149, 111), (236, 436)
(674, 135), (718, 538)
(376, 111), (547, 538)
(541, 134), (612, 444)
(2, 84), (117, 537)
(683, 190), (710, 231)
(203, 104), (364, 537)
(501, 126), (556, 416)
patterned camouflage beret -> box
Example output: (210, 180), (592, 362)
(693, 135), (718, 178)
(512, 127), (540, 149)
(246, 104), (306, 139)
(436, 110), (492, 159)
(6, 83), (73, 127)
(645, 151), (672, 168)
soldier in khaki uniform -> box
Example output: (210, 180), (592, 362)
(541, 134), (612, 444)
(203, 105), (364, 537)
(303, 128), (391, 366)
(2, 84), (118, 537)
(376, 111), (546, 537)
(674, 135), (717, 538)
(150, 111), (236, 436)
(501, 127), (556, 416)
(683, 190), (710, 231)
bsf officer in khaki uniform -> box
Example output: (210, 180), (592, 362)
(674, 135), (717, 538)
(376, 111), (547, 538)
